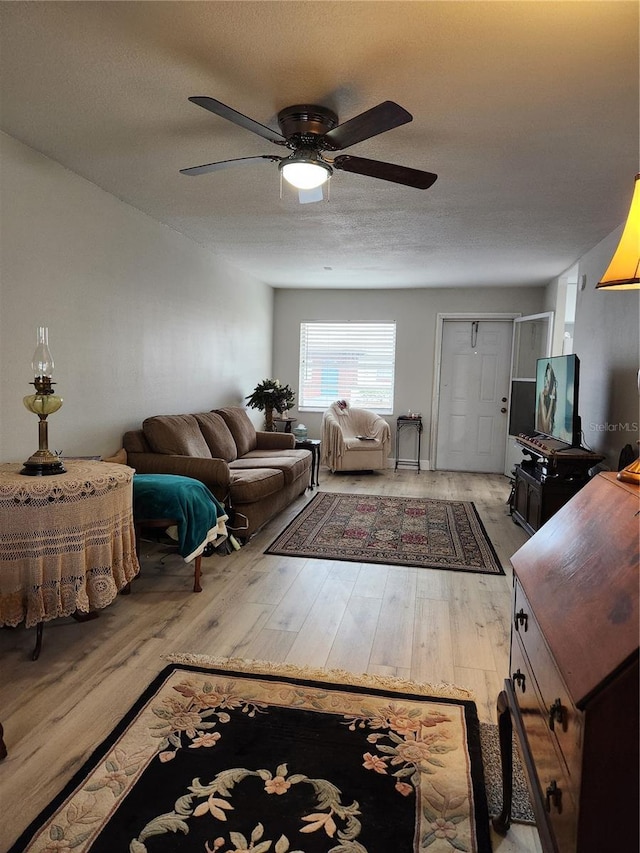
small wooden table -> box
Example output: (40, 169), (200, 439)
(395, 415), (423, 471)
(132, 474), (229, 592)
(0, 460), (139, 659)
(295, 438), (321, 489)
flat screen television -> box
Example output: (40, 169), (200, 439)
(534, 354), (581, 447)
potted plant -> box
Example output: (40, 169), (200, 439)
(245, 379), (295, 431)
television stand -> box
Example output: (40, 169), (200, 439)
(510, 434), (604, 535)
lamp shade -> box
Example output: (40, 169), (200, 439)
(281, 161), (331, 190)
(596, 173), (640, 290)
(279, 151), (332, 190)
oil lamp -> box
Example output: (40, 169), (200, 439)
(21, 326), (66, 475)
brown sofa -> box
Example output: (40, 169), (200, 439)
(123, 406), (311, 540)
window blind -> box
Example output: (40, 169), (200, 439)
(298, 322), (396, 413)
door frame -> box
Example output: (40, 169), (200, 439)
(430, 313), (521, 472)
(504, 310), (554, 476)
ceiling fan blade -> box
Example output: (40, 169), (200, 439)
(188, 96), (287, 145)
(180, 155), (281, 176)
(322, 101), (412, 151)
(332, 155), (438, 189)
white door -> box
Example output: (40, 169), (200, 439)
(435, 320), (513, 472)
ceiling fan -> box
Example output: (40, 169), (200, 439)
(180, 97), (438, 194)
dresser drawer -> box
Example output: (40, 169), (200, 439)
(511, 637), (578, 852)
(513, 581), (584, 783)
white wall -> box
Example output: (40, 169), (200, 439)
(0, 133), (273, 462)
(272, 285), (545, 458)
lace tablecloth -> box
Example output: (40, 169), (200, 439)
(0, 460), (140, 628)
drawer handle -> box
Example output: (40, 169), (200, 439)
(548, 698), (565, 731)
(515, 608), (528, 632)
(512, 669), (526, 692)
(545, 780), (563, 814)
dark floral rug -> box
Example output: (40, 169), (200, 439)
(10, 656), (494, 853)
(266, 492), (504, 575)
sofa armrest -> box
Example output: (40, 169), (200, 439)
(125, 452), (231, 498)
(123, 428), (150, 454)
(255, 431), (295, 450)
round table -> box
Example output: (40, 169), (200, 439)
(0, 460), (140, 648)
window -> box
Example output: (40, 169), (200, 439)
(298, 322), (396, 413)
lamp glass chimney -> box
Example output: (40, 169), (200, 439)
(32, 326), (54, 379)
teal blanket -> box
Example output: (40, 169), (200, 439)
(133, 474), (228, 562)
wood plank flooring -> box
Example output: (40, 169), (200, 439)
(0, 468), (541, 852)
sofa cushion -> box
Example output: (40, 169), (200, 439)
(143, 414), (212, 458)
(233, 450), (310, 485)
(228, 467), (284, 505)
(194, 412), (237, 462)
(216, 407), (257, 457)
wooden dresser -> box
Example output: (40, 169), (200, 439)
(493, 472), (639, 852)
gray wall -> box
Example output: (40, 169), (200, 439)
(272, 286), (545, 463)
(0, 133), (273, 462)
(573, 228), (640, 465)
(2, 132), (636, 472)
(272, 244), (639, 471)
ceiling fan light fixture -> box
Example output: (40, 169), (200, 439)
(279, 153), (332, 190)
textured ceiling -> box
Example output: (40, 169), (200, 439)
(0, 1), (638, 289)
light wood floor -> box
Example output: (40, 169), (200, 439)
(0, 468), (541, 852)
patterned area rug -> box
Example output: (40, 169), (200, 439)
(10, 656), (493, 853)
(480, 723), (535, 825)
(266, 492), (504, 574)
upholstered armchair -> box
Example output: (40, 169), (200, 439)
(321, 402), (391, 472)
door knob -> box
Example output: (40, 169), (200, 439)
(501, 397), (507, 403)
(501, 407), (507, 413)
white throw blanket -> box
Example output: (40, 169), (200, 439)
(321, 403), (391, 469)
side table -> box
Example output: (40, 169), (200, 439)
(295, 438), (321, 489)
(0, 460), (140, 659)
(395, 416), (423, 471)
